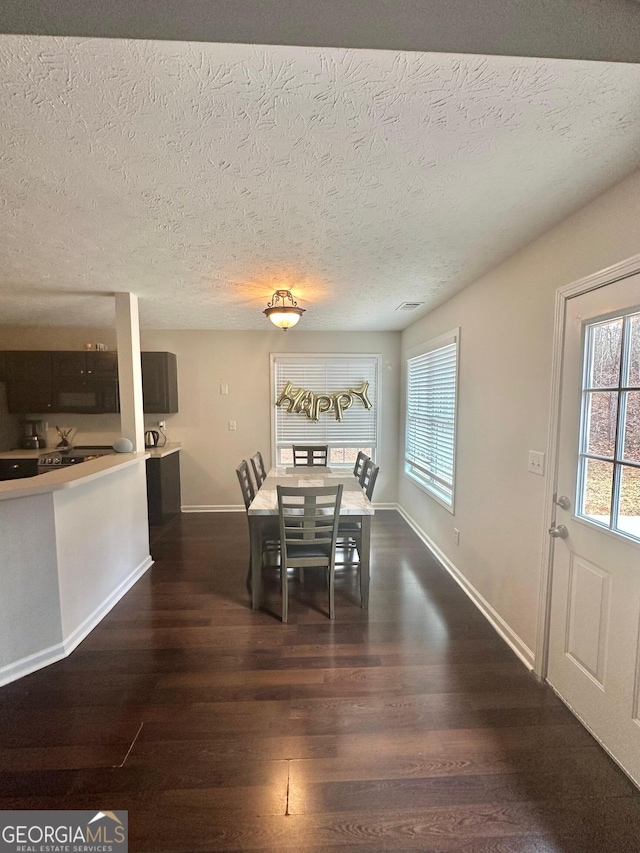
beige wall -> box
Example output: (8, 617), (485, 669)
(399, 168), (640, 662)
(0, 328), (400, 506)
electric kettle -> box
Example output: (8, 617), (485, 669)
(144, 430), (160, 447)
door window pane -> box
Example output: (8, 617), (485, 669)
(628, 314), (640, 387)
(581, 458), (613, 525)
(587, 319), (622, 388)
(585, 391), (618, 458)
(578, 310), (640, 542)
(622, 391), (640, 464)
(617, 465), (640, 539)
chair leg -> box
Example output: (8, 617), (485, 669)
(281, 562), (288, 623)
(328, 564), (335, 620)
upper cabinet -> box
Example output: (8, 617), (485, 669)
(141, 352), (179, 413)
(53, 351), (118, 379)
(0, 351), (178, 414)
(5, 352), (54, 413)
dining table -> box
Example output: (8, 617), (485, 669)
(247, 465), (374, 611)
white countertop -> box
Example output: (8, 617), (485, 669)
(0, 442), (181, 460)
(0, 449), (43, 459)
(146, 443), (181, 458)
(0, 451), (150, 502)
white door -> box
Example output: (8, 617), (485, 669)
(548, 273), (640, 785)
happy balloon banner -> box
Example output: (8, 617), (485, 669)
(276, 380), (372, 422)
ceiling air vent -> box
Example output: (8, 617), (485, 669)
(396, 301), (424, 311)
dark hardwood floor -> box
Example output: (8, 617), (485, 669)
(1, 511), (639, 852)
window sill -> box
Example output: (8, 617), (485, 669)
(403, 470), (455, 514)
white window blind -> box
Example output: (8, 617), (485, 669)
(272, 355), (379, 465)
(405, 331), (458, 508)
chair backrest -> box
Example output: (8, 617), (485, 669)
(236, 460), (255, 511)
(277, 485), (343, 557)
(293, 445), (329, 467)
(360, 459), (379, 501)
(250, 452), (267, 488)
(353, 450), (369, 479)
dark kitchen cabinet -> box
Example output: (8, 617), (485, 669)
(141, 352), (179, 413)
(5, 352), (54, 413)
(2, 350), (178, 414)
(146, 451), (181, 526)
(53, 351), (118, 379)
(0, 352), (10, 383)
(0, 458), (39, 481)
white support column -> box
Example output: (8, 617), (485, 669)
(115, 292), (145, 452)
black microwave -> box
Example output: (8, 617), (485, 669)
(52, 380), (119, 414)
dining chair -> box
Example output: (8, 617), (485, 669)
(277, 484), (343, 622)
(292, 445), (329, 467)
(236, 460), (279, 590)
(353, 450), (369, 479)
(359, 458), (379, 500)
(250, 451), (267, 489)
(337, 461), (379, 600)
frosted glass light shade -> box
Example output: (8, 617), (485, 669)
(265, 308), (302, 329)
(263, 289), (305, 331)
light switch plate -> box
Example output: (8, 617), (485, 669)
(528, 450), (545, 475)
(229, 420), (237, 431)
(220, 383), (228, 395)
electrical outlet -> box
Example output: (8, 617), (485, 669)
(220, 383), (228, 395)
(454, 528), (460, 545)
(157, 420), (165, 429)
(528, 450), (545, 476)
(229, 420), (237, 431)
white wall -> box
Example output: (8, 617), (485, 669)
(55, 460), (150, 640)
(141, 330), (400, 508)
(0, 492), (62, 668)
(0, 458), (152, 685)
(399, 168), (640, 663)
(0, 329), (401, 507)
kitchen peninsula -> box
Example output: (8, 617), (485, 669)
(0, 451), (152, 686)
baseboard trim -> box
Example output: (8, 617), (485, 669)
(0, 555), (153, 687)
(397, 505), (535, 670)
(0, 641), (67, 688)
(62, 555), (154, 656)
(181, 505), (244, 513)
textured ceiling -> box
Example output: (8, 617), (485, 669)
(1, 36), (640, 331)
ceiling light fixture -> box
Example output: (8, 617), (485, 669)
(263, 289), (305, 331)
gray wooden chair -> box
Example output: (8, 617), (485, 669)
(337, 461), (379, 598)
(277, 484), (343, 622)
(236, 460), (279, 591)
(292, 445), (328, 467)
(359, 458), (379, 499)
(353, 450), (369, 479)
(250, 451), (267, 488)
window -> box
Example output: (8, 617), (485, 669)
(577, 310), (640, 541)
(272, 354), (380, 467)
(405, 329), (459, 509)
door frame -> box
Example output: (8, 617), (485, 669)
(535, 252), (640, 679)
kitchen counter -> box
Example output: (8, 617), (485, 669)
(0, 443), (180, 461)
(0, 451), (152, 686)
(146, 442), (181, 458)
(0, 448), (42, 459)
(0, 451), (149, 501)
